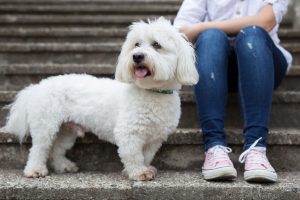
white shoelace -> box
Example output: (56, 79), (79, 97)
(210, 145), (232, 159)
(238, 137), (262, 163)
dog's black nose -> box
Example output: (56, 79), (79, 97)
(133, 53), (145, 64)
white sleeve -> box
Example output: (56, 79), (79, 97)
(264, 0), (291, 24)
(173, 0), (207, 28)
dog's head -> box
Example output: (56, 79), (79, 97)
(115, 17), (199, 90)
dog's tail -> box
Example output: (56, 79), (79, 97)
(0, 86), (33, 142)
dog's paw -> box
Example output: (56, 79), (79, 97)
(24, 166), (48, 178)
(147, 166), (157, 176)
(127, 168), (156, 181)
(125, 166), (158, 181)
(63, 163), (79, 173)
(137, 169), (156, 181)
(53, 160), (79, 174)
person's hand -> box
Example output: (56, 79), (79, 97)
(179, 24), (202, 44)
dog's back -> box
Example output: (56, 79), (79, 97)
(1, 74), (126, 142)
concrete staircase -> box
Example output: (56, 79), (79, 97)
(0, 0), (299, 199)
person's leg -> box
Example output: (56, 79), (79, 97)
(235, 25), (288, 182)
(194, 28), (230, 151)
(235, 25), (287, 150)
(194, 29), (237, 180)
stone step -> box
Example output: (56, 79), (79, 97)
(180, 90), (300, 129)
(0, 128), (300, 172)
(279, 29), (300, 43)
(0, 63), (115, 75)
(0, 0), (294, 26)
(0, 64), (299, 91)
(0, 64), (116, 90)
(0, 89), (299, 129)
(280, 65), (300, 91)
(0, 169), (298, 200)
(0, 14), (174, 27)
(0, 42), (299, 65)
(0, 169), (299, 200)
(0, 4), (294, 31)
(0, 14), (293, 28)
(0, 27), (127, 43)
(0, 42), (121, 52)
(0, 42), (121, 65)
(0, 27), (299, 43)
(0, 3), (180, 14)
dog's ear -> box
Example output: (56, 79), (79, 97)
(176, 34), (199, 85)
(115, 38), (133, 83)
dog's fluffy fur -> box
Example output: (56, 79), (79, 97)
(1, 18), (198, 180)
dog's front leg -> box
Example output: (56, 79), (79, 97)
(143, 140), (163, 176)
(116, 135), (156, 181)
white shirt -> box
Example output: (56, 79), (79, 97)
(174, 0), (293, 71)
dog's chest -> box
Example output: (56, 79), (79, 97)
(120, 90), (181, 140)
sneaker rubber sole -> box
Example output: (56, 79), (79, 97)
(244, 170), (277, 183)
(202, 166), (237, 181)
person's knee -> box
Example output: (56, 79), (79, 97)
(236, 25), (269, 48)
(195, 28), (228, 49)
(195, 29), (229, 74)
(235, 26), (272, 59)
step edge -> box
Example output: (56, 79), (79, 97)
(1, 128), (299, 145)
(0, 169), (299, 194)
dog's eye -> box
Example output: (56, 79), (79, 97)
(152, 41), (161, 49)
(135, 42), (140, 47)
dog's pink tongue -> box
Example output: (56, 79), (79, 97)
(135, 68), (148, 78)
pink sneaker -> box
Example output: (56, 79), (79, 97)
(202, 145), (237, 180)
(239, 138), (277, 183)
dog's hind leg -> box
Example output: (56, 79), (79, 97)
(23, 126), (58, 178)
(49, 130), (79, 174)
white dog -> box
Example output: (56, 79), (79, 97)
(1, 18), (198, 181)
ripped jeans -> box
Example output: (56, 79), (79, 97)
(194, 26), (288, 151)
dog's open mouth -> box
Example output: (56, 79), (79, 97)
(134, 66), (151, 78)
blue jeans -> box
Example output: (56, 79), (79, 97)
(194, 26), (288, 151)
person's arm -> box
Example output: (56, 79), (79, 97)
(173, 0), (207, 29)
(180, 5), (276, 43)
